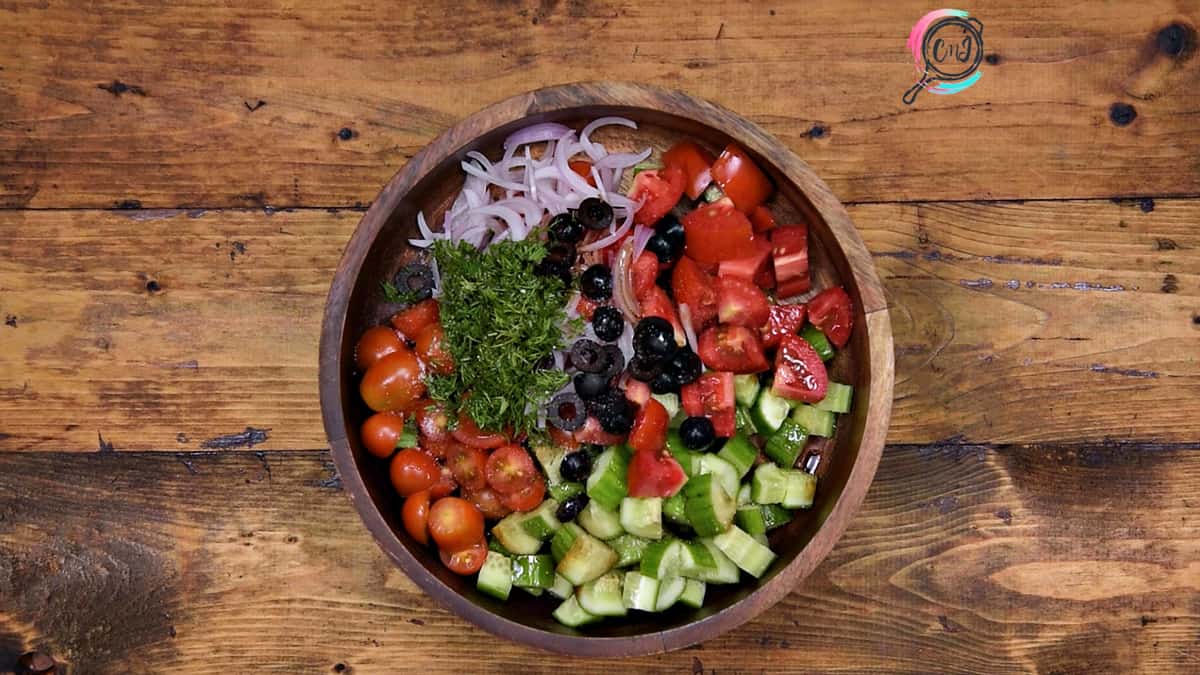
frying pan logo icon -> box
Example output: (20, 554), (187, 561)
(903, 9), (984, 105)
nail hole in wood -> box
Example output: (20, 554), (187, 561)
(1108, 102), (1137, 127)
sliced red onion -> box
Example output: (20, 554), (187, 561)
(631, 224), (653, 262)
(581, 116), (638, 160)
(554, 131), (599, 197)
(610, 239), (640, 323)
(462, 159), (526, 192)
(564, 291), (582, 319)
(595, 147), (652, 170)
(503, 122), (573, 152)
(591, 166), (607, 201)
(617, 321), (635, 363)
(605, 192), (640, 212)
(578, 205), (635, 252)
(678, 303), (698, 353)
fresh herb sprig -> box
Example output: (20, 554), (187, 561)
(380, 279), (424, 305)
(428, 239), (569, 434)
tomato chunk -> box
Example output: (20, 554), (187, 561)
(682, 201), (759, 264)
(631, 251), (659, 301)
(762, 303), (807, 349)
(749, 205), (777, 233)
(446, 444), (489, 492)
(772, 335), (828, 403)
(415, 322), (455, 375)
(807, 286), (855, 349)
(663, 140), (717, 200)
(629, 166), (685, 226)
(680, 372), (736, 437)
(574, 416), (627, 445)
(627, 448), (688, 498)
(718, 236), (773, 289)
(391, 299), (440, 339)
(440, 538), (488, 575)
(697, 324), (769, 374)
(716, 276), (771, 330)
(624, 379), (651, 407)
(628, 398), (670, 453)
(672, 256), (719, 328)
(569, 159), (597, 187)
(710, 144), (773, 213)
(576, 295), (598, 321)
(771, 224), (810, 299)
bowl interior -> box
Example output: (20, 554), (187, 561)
(329, 102), (880, 646)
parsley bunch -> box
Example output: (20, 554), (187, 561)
(427, 239), (569, 434)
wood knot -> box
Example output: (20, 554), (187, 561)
(1108, 102), (1137, 127)
(337, 127), (355, 141)
(145, 279), (162, 293)
(15, 651), (57, 675)
(984, 53), (1000, 65)
(1156, 23), (1195, 59)
(808, 124), (827, 139)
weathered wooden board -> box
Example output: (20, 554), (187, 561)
(1, 199), (1196, 452)
(1, 1), (1198, 208)
(0, 444), (1196, 673)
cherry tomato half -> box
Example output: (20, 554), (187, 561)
(428, 463), (458, 499)
(498, 480), (546, 512)
(447, 444), (489, 492)
(452, 414), (508, 449)
(439, 538), (488, 575)
(462, 485), (513, 520)
(361, 411), (405, 459)
(401, 489), (431, 545)
(360, 348), (426, 412)
(485, 445), (540, 496)
(390, 299), (440, 339)
(417, 402), (451, 443)
(415, 323), (455, 375)
(698, 324), (769, 374)
(428, 496), (485, 552)
(390, 448), (440, 497)
(355, 325), (405, 372)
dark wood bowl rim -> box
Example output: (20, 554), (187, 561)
(319, 81), (893, 657)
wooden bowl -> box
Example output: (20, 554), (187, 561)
(319, 82), (893, 656)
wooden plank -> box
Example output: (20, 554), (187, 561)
(1, 199), (1197, 451)
(1, 1), (1198, 208)
(1, 444), (1197, 673)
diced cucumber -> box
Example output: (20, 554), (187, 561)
(610, 533), (651, 567)
(751, 463), (789, 504)
(577, 571), (626, 617)
(493, 512), (543, 555)
(521, 585), (544, 597)
(800, 324), (835, 361)
(679, 578), (706, 608)
(666, 431), (702, 476)
(782, 470), (817, 509)
(735, 505), (768, 535)
(689, 539), (741, 583)
(551, 522), (584, 562)
(753, 532), (770, 547)
(531, 441), (565, 485)
(791, 404), (835, 438)
(678, 539), (717, 576)
(549, 481), (584, 501)
(519, 499), (562, 540)
(553, 595), (600, 627)
(702, 183), (724, 203)
(632, 160), (663, 177)
(654, 576), (686, 611)
(737, 482), (753, 506)
(476, 551), (513, 601)
(696, 454), (739, 499)
(640, 538), (682, 579)
(663, 492), (690, 525)
(717, 433), (758, 478)
(734, 406), (759, 435)
(815, 381), (853, 413)
(761, 503), (793, 530)
(549, 573), (574, 600)
(578, 499), (624, 540)
(488, 537), (513, 557)
(764, 420), (808, 468)
(751, 387), (792, 434)
(512, 554), (555, 589)
(557, 530), (618, 585)
(733, 374), (761, 408)
(652, 392), (681, 421)
(684, 473), (736, 537)
(620, 497), (664, 540)
(712, 525), (777, 578)
(621, 571), (660, 612)
(587, 446), (629, 510)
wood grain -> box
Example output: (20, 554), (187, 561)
(1, 0), (1198, 209)
(1, 443), (1196, 673)
(2, 198), (1196, 452)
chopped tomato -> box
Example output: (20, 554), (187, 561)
(576, 295), (598, 321)
(574, 416), (627, 445)
(628, 398), (670, 453)
(718, 236), (773, 289)
(680, 371), (737, 437)
(355, 325), (405, 372)
(710, 144), (773, 213)
(639, 286), (685, 345)
(716, 276), (771, 329)
(401, 489), (431, 545)
(360, 348), (426, 412)
(390, 299), (440, 339)
(428, 464), (457, 499)
(624, 379), (651, 407)
(569, 159), (597, 187)
(627, 448), (688, 498)
(446, 444), (489, 492)
(485, 445), (541, 496)
(771, 225), (811, 299)
(440, 538), (488, 575)
(749, 205), (777, 233)
(807, 287), (854, 349)
(663, 140), (717, 200)
(415, 323), (455, 375)
(417, 403), (451, 443)
(549, 425), (581, 450)
(762, 303), (807, 349)
(361, 411), (406, 459)
(452, 414), (508, 449)
(772, 335), (828, 403)
(683, 201), (759, 263)
(389, 449), (440, 497)
(462, 485), (512, 520)
(631, 251), (659, 301)
(698, 325), (769, 374)
(629, 166), (685, 226)
(498, 479), (546, 512)
(671, 256), (719, 327)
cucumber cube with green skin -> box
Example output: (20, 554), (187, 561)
(556, 530), (618, 586)
(783, 470), (817, 509)
(815, 382), (853, 413)
(652, 393), (681, 421)
(750, 387), (792, 434)
(619, 497), (663, 540)
(717, 433), (758, 478)
(553, 595), (600, 627)
(551, 522), (584, 562)
(577, 571), (627, 617)
(760, 503), (793, 530)
(662, 492), (690, 525)
(587, 446), (629, 510)
(678, 540), (718, 576)
(488, 537), (514, 557)
(679, 579), (707, 608)
(640, 538), (683, 579)
(654, 576), (686, 611)
(531, 442), (565, 485)
(610, 534), (651, 567)
(476, 551), (513, 601)
(735, 407), (759, 435)
(666, 431), (703, 476)
(493, 512), (543, 554)
(548, 573), (574, 600)
(549, 481), (584, 501)
(712, 525), (777, 578)
(735, 506), (768, 535)
(696, 454), (739, 499)
(791, 404), (835, 438)
(621, 571), (660, 612)
(734, 374), (762, 408)
(512, 554), (555, 589)
(689, 539), (741, 584)
(578, 499), (624, 540)
(519, 499), (561, 539)
(751, 463), (789, 504)
(765, 420), (808, 468)
(800, 324), (835, 361)
(684, 472), (736, 536)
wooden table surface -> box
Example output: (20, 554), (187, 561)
(2, 1), (1198, 673)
